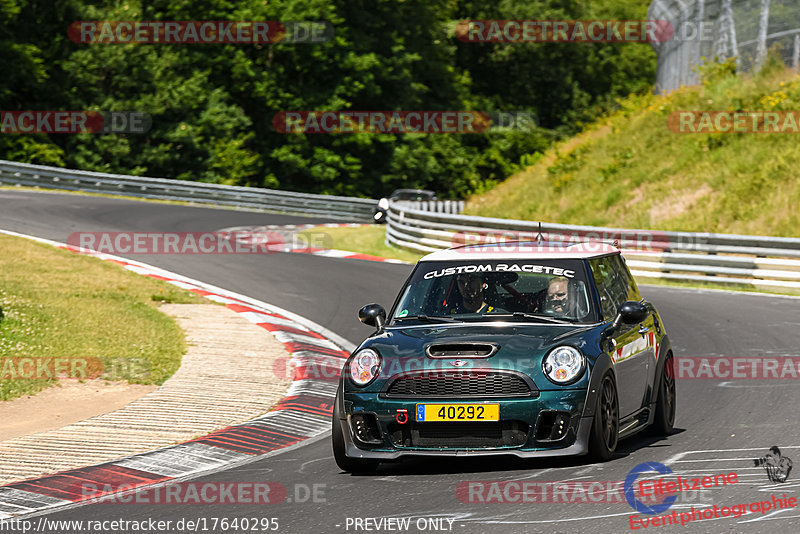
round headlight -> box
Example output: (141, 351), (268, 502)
(543, 346), (585, 384)
(349, 349), (382, 386)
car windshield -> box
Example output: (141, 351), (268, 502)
(391, 259), (597, 324)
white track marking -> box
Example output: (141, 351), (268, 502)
(114, 444), (251, 477)
(718, 381), (798, 388)
(740, 509), (798, 523)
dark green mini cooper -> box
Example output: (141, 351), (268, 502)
(332, 242), (676, 472)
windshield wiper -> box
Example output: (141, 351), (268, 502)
(485, 312), (572, 324)
(394, 315), (457, 323)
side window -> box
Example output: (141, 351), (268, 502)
(589, 256), (632, 320)
(611, 254), (642, 302)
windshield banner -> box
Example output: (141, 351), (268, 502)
(422, 263), (576, 279)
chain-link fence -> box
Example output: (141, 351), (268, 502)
(649, 0), (800, 93)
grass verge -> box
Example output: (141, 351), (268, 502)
(0, 233), (205, 401)
(465, 62), (800, 237)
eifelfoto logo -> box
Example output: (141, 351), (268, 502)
(624, 462), (677, 515)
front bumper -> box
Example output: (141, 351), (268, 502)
(338, 389), (592, 459)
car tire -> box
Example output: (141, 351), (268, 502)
(588, 374), (619, 462)
(650, 352), (676, 436)
(332, 390), (379, 474)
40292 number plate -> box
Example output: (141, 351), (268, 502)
(415, 404), (499, 422)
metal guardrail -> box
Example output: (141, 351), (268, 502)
(0, 160), (378, 222)
(386, 201), (800, 290)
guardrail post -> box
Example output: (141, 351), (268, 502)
(755, 0), (771, 72)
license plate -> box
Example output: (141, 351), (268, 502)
(415, 403), (499, 422)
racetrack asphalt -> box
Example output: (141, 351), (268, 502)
(1, 190), (799, 534)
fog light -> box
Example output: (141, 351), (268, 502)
(349, 413), (382, 445)
(535, 411), (571, 441)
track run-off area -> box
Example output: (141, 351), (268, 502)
(1, 190), (799, 534)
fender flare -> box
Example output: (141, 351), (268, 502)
(582, 352), (615, 418)
(335, 378), (347, 420)
(650, 333), (673, 406)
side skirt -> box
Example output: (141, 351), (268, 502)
(617, 407), (651, 440)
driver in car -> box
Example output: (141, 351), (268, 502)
(543, 276), (571, 316)
(452, 273), (498, 314)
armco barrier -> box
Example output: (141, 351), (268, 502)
(0, 160), (377, 222)
(386, 201), (800, 291)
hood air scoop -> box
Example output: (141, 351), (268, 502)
(426, 343), (499, 358)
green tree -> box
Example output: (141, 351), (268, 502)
(0, 0), (658, 199)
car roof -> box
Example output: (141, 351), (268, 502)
(419, 241), (620, 262)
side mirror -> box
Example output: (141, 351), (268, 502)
(359, 303), (386, 329)
(613, 301), (648, 329)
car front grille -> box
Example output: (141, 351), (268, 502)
(389, 421), (529, 448)
(382, 370), (535, 398)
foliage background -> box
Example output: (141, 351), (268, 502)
(0, 0), (655, 198)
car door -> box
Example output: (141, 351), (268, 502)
(614, 254), (658, 410)
(589, 255), (653, 418)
